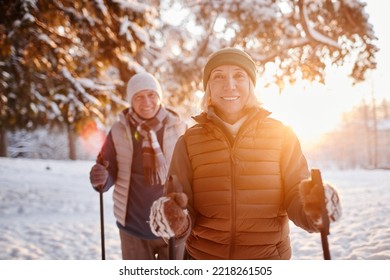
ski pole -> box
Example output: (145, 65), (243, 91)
(99, 186), (105, 260)
(166, 175), (183, 260)
(169, 238), (176, 260)
(311, 168), (331, 260)
(97, 154), (106, 260)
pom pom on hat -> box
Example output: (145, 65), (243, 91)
(202, 47), (257, 90)
(126, 72), (163, 103)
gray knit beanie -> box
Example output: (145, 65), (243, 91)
(126, 72), (163, 103)
(203, 47), (257, 90)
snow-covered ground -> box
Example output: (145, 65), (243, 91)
(0, 157), (389, 260)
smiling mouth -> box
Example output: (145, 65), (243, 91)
(222, 96), (240, 101)
(142, 107), (155, 111)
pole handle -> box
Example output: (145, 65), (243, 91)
(311, 168), (331, 260)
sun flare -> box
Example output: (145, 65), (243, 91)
(257, 79), (367, 146)
(79, 121), (106, 157)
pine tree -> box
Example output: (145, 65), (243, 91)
(160, 0), (378, 105)
(0, 0), (161, 158)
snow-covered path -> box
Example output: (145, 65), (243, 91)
(0, 158), (389, 260)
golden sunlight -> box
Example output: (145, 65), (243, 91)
(256, 0), (389, 147)
(257, 78), (369, 146)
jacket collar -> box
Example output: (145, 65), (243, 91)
(192, 106), (271, 125)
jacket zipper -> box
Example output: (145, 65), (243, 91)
(229, 143), (236, 259)
(213, 124), (237, 259)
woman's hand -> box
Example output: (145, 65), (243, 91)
(299, 179), (342, 229)
(149, 192), (189, 238)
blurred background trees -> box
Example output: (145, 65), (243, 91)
(309, 97), (390, 169)
(0, 0), (384, 166)
(1, 0), (161, 158)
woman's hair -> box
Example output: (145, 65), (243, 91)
(200, 79), (261, 112)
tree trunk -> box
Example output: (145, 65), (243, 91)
(371, 86), (378, 169)
(67, 125), (77, 160)
(0, 127), (8, 157)
(363, 101), (372, 168)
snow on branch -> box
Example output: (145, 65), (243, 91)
(299, 0), (340, 49)
(95, 0), (108, 16)
(114, 0), (157, 16)
(37, 33), (58, 48)
(130, 22), (150, 46)
(119, 16), (134, 42)
(61, 68), (102, 107)
(77, 78), (115, 92)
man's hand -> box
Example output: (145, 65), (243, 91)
(89, 161), (109, 190)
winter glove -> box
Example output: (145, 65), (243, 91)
(89, 160), (109, 190)
(299, 179), (342, 229)
(149, 192), (189, 239)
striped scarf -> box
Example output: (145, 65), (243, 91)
(127, 107), (168, 185)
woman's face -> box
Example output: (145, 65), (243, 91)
(208, 65), (250, 124)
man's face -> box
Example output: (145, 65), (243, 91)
(132, 90), (161, 119)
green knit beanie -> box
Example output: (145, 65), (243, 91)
(202, 47), (257, 90)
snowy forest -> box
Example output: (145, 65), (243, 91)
(307, 98), (390, 169)
(0, 0), (386, 169)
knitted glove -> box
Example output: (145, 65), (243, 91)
(299, 179), (342, 229)
(89, 161), (109, 190)
(149, 192), (189, 239)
